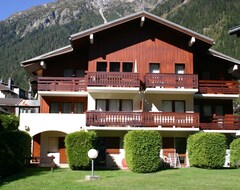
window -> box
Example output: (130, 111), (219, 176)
(162, 100), (185, 112)
(149, 63), (160, 73)
(110, 62), (120, 72)
(62, 102), (72, 113)
(76, 70), (85, 77)
(215, 105), (224, 116)
(96, 100), (106, 111)
(97, 62), (107, 71)
(122, 100), (133, 111)
(50, 102), (59, 113)
(96, 99), (133, 111)
(63, 69), (74, 77)
(175, 64), (185, 74)
(203, 105), (212, 116)
(109, 99), (120, 111)
(123, 62), (133, 72)
(74, 102), (84, 113)
(48, 137), (59, 153)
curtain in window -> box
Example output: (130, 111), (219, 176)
(162, 101), (172, 112)
(97, 100), (106, 111)
(175, 101), (185, 113)
(150, 63), (160, 73)
(50, 102), (59, 113)
(109, 100), (120, 111)
(122, 100), (133, 111)
(62, 102), (72, 113)
(74, 102), (84, 113)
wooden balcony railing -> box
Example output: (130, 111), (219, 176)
(87, 72), (140, 87)
(145, 73), (198, 89)
(200, 115), (240, 130)
(86, 111), (199, 128)
(38, 77), (87, 91)
(143, 112), (199, 127)
(199, 80), (239, 94)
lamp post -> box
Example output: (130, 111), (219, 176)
(85, 149), (100, 180)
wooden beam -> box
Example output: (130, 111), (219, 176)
(140, 16), (145, 27)
(40, 61), (46, 69)
(90, 34), (94, 44)
(188, 37), (195, 47)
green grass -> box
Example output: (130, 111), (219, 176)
(1, 167), (240, 190)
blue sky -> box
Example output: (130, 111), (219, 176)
(0, 0), (56, 21)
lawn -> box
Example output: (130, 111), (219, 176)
(0, 167), (240, 190)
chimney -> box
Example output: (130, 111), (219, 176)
(28, 80), (32, 99)
(8, 77), (13, 90)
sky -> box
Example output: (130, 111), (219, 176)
(0, 0), (56, 21)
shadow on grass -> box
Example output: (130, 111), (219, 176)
(0, 166), (61, 186)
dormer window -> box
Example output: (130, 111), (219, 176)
(149, 63), (160, 73)
(175, 64), (185, 74)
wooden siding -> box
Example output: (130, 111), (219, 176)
(59, 137), (67, 164)
(40, 96), (87, 113)
(88, 21), (194, 82)
(33, 133), (41, 158)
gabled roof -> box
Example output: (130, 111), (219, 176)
(229, 26), (240, 37)
(21, 45), (73, 65)
(0, 84), (9, 91)
(70, 11), (215, 45)
(0, 98), (21, 106)
(209, 49), (240, 65)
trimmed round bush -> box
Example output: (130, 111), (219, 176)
(230, 138), (240, 167)
(187, 132), (226, 168)
(124, 130), (161, 173)
(65, 131), (96, 170)
(0, 131), (31, 177)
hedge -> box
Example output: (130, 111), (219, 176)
(124, 130), (161, 173)
(65, 131), (96, 170)
(0, 114), (19, 131)
(230, 138), (240, 167)
(187, 132), (226, 168)
(0, 131), (31, 177)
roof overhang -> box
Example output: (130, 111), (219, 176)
(21, 45), (73, 75)
(229, 26), (240, 37)
(70, 11), (215, 46)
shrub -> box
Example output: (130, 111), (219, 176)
(0, 114), (19, 131)
(230, 138), (240, 167)
(187, 132), (226, 168)
(0, 131), (31, 177)
(124, 130), (161, 173)
(65, 131), (96, 170)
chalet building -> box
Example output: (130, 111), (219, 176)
(19, 11), (240, 168)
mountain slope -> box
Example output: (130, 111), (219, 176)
(0, 0), (239, 89)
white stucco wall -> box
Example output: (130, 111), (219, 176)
(144, 94), (194, 112)
(19, 113), (86, 136)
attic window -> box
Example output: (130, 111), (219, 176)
(110, 62), (120, 72)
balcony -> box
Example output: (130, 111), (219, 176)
(200, 114), (240, 130)
(86, 111), (199, 128)
(199, 80), (239, 95)
(145, 74), (198, 94)
(87, 72), (140, 93)
(38, 77), (87, 92)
